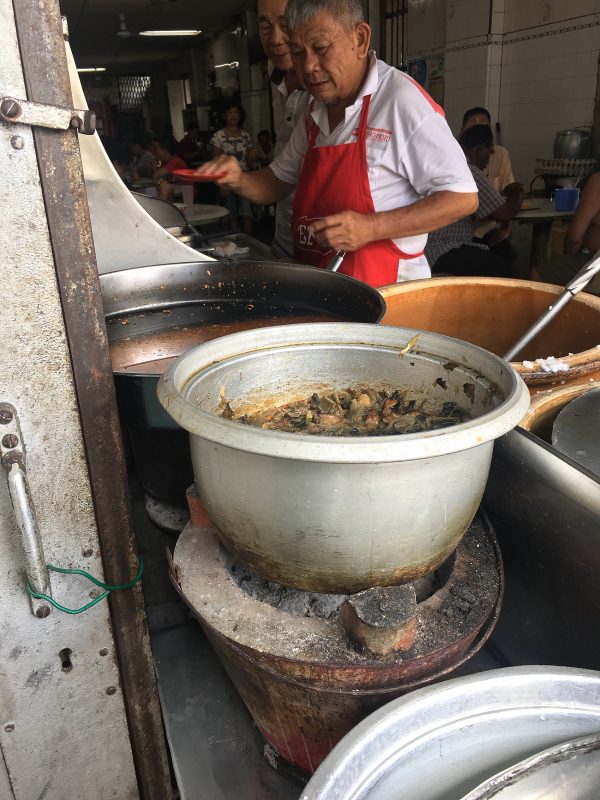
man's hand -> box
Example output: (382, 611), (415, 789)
(196, 156), (244, 191)
(310, 211), (376, 252)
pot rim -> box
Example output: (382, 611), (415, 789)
(157, 323), (530, 463)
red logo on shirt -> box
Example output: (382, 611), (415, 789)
(351, 126), (392, 143)
(295, 216), (333, 257)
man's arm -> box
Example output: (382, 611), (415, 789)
(487, 182), (525, 222)
(310, 191), (478, 252)
(197, 155), (294, 204)
(564, 173), (600, 254)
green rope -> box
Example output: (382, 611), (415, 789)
(26, 557), (144, 615)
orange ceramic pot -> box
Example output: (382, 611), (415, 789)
(379, 277), (600, 392)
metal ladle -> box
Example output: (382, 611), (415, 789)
(503, 248), (600, 362)
(327, 250), (346, 272)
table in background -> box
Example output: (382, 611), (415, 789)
(175, 203), (229, 228)
(515, 198), (575, 267)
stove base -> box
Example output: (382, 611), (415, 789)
(171, 496), (503, 775)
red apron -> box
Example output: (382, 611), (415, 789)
(292, 95), (423, 288)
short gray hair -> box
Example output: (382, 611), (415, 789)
(285, 0), (365, 32)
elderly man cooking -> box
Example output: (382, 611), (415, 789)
(200, 0), (478, 287)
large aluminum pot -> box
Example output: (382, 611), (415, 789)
(301, 666), (600, 800)
(157, 324), (529, 593)
(554, 128), (591, 159)
(463, 733), (600, 799)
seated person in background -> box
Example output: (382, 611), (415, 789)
(176, 125), (202, 164)
(531, 172), (600, 296)
(460, 107), (514, 191)
(425, 125), (524, 277)
(248, 130), (275, 169)
(461, 106), (516, 262)
(130, 135), (156, 179)
(152, 135), (188, 202)
(102, 136), (133, 189)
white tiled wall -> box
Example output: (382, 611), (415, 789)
(404, 0), (600, 187)
(446, 0), (491, 42)
(504, 0), (597, 32)
(407, 0), (447, 54)
(499, 18), (599, 184)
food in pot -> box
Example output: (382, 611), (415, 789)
(221, 386), (471, 436)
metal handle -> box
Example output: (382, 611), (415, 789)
(327, 250), (346, 272)
(0, 403), (52, 617)
(503, 249), (600, 362)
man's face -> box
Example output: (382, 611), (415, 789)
(258, 0), (292, 71)
(288, 12), (370, 107)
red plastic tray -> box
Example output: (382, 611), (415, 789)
(171, 169), (225, 183)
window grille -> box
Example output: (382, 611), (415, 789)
(80, 75), (152, 110)
(382, 0), (407, 70)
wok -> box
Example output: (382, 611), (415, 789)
(100, 259), (385, 505)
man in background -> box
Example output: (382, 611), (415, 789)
(461, 106), (517, 263)
(257, 0), (310, 258)
(461, 106), (514, 191)
(532, 172), (600, 295)
(426, 124), (524, 276)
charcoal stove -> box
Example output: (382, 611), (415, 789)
(170, 488), (503, 777)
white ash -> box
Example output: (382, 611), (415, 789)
(228, 558), (346, 618)
(226, 555), (438, 619)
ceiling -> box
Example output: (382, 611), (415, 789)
(59, 0), (249, 72)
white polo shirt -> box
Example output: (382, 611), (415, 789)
(270, 52), (477, 281)
(271, 73), (310, 256)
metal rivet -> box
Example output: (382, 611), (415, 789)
(35, 605), (51, 619)
(2, 433), (18, 449)
(0, 409), (13, 424)
(106, 686), (117, 695)
(82, 547), (94, 558)
(70, 116), (81, 130)
(4, 723), (15, 733)
(99, 648), (108, 657)
(10, 135), (24, 150)
(0, 98), (21, 119)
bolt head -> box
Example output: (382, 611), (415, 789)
(0, 409), (14, 424)
(2, 433), (18, 449)
(4, 723), (15, 733)
(35, 605), (51, 619)
(106, 686), (117, 696)
(0, 99), (20, 119)
(10, 136), (24, 150)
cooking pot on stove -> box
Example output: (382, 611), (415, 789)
(101, 260), (385, 506)
(158, 324), (529, 592)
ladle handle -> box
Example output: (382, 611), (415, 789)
(503, 248), (600, 362)
(327, 250), (346, 272)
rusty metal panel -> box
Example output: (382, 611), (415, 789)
(0, 0), (172, 798)
(0, 1), (138, 798)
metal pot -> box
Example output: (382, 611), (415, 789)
(301, 666), (600, 800)
(101, 260), (385, 505)
(157, 324), (529, 592)
(554, 129), (591, 160)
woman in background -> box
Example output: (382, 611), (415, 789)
(210, 99), (253, 234)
